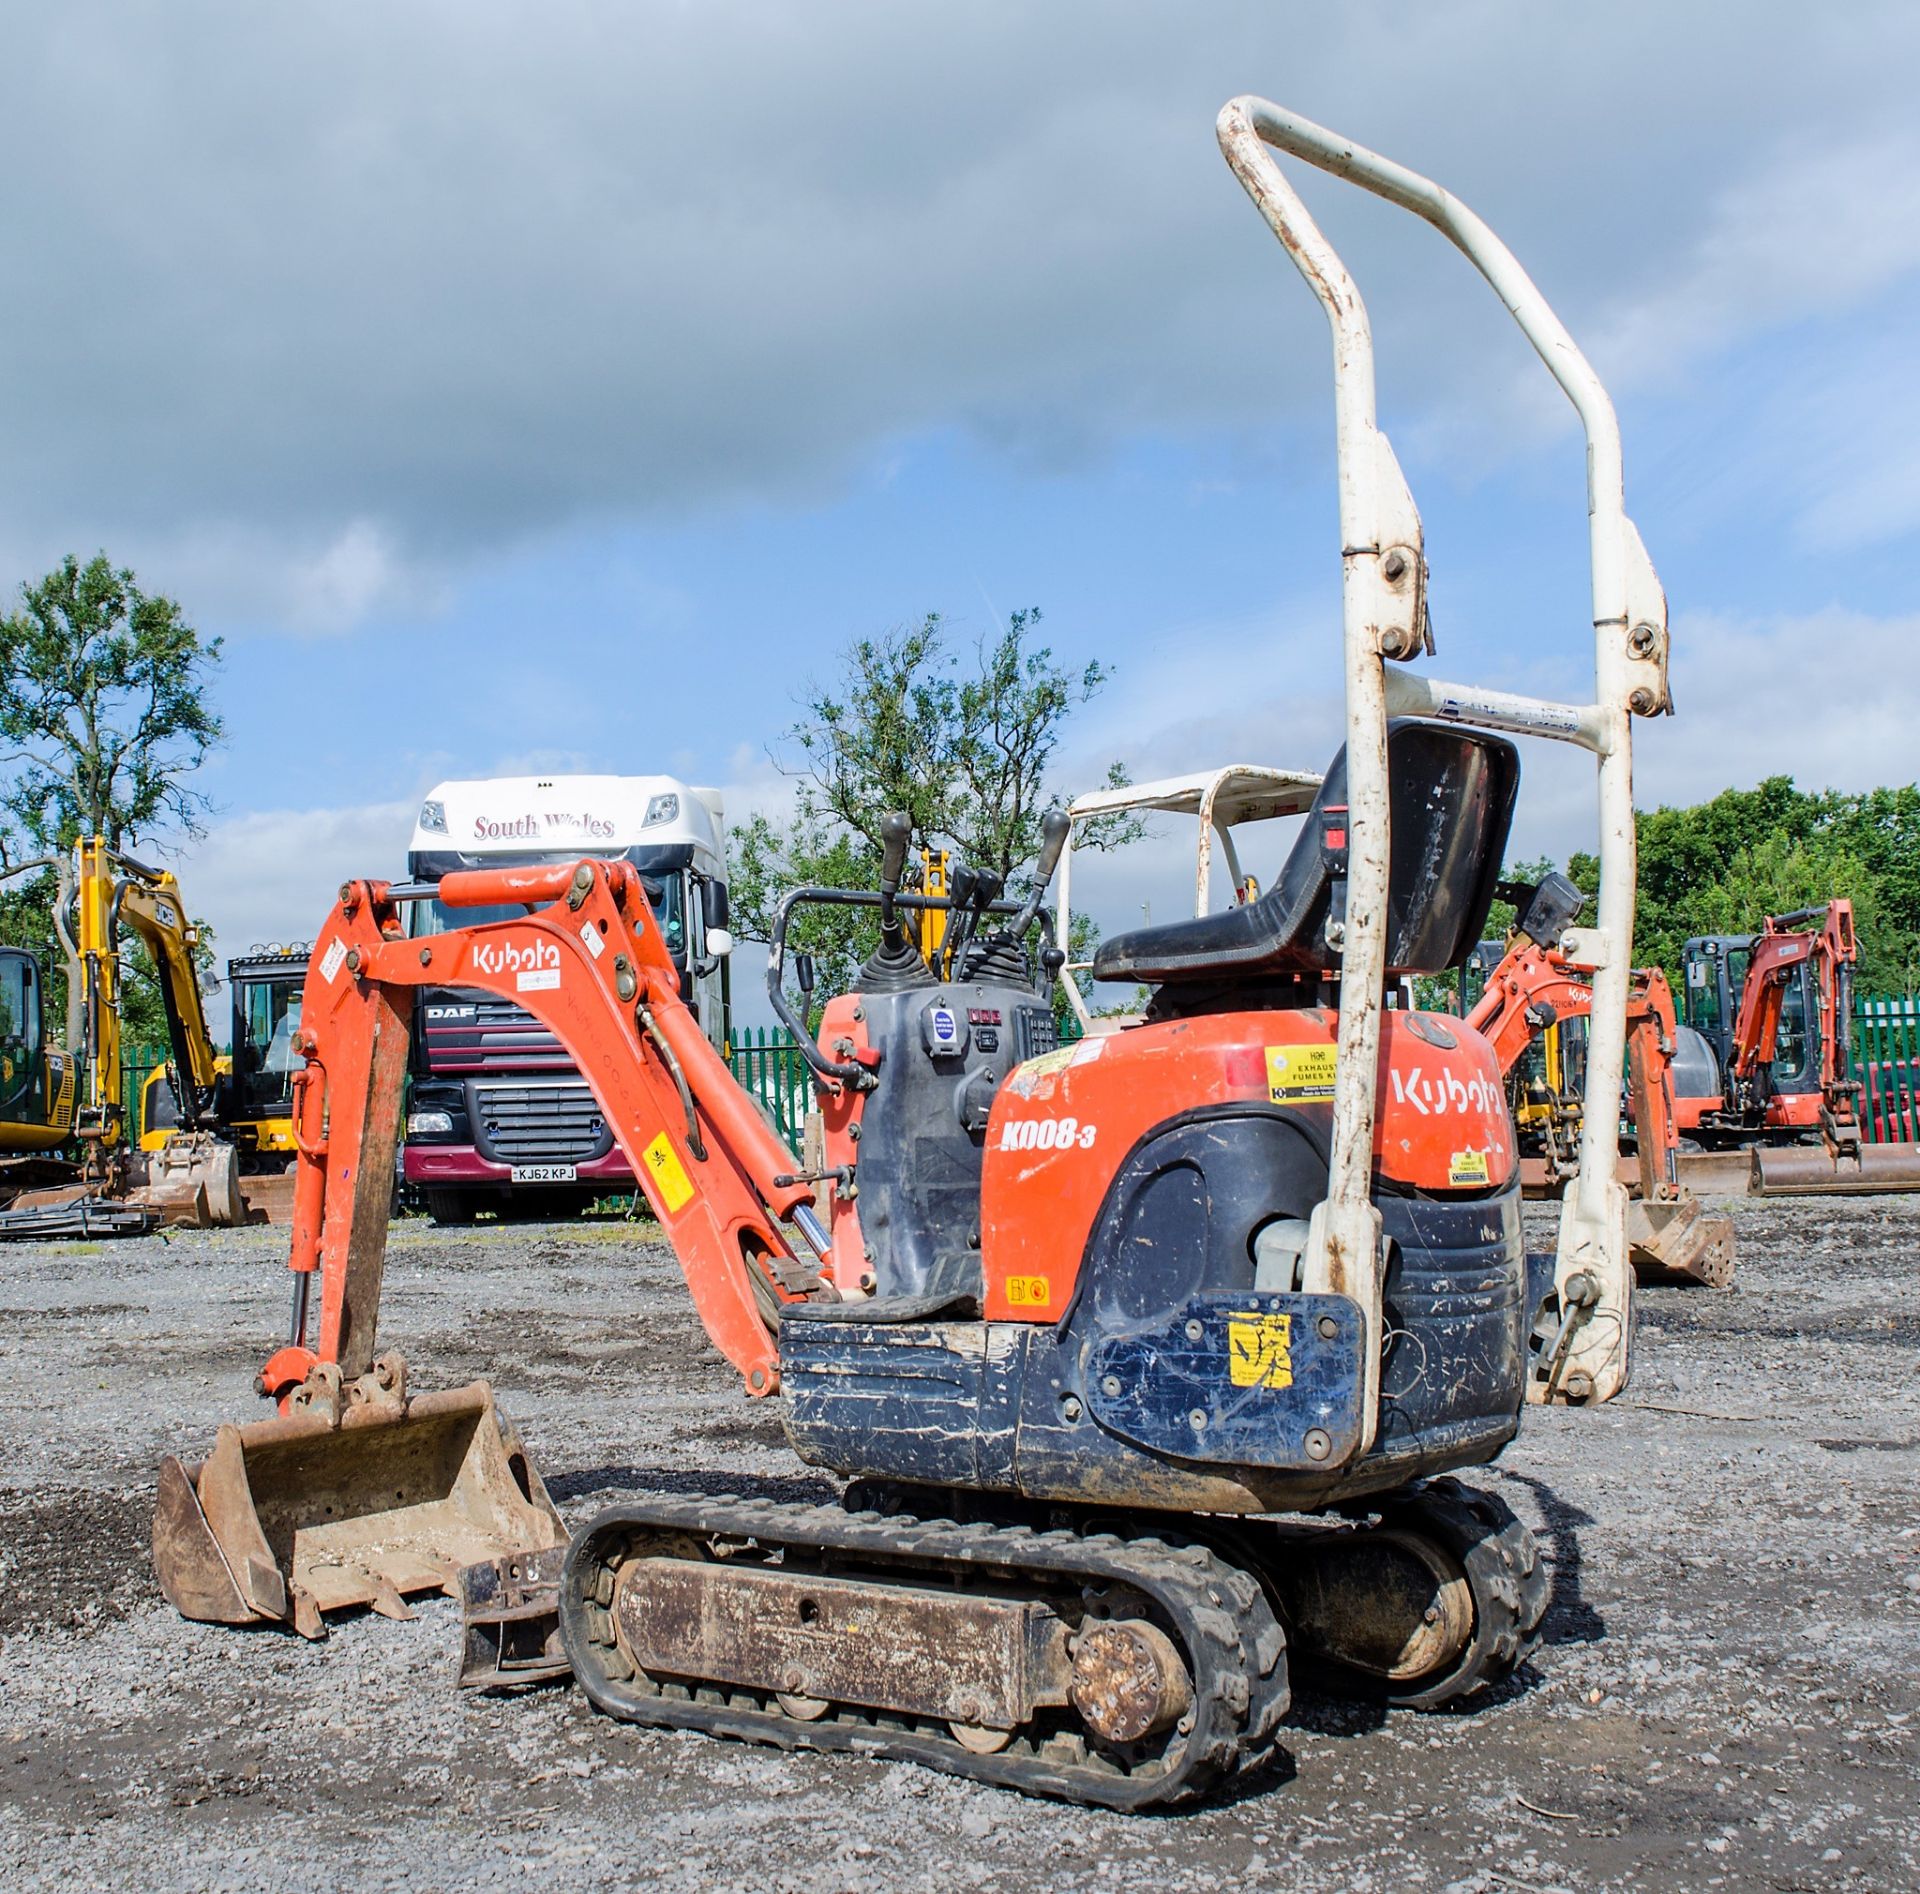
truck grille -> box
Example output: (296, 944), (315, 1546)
(422, 993), (569, 1073)
(469, 1080), (613, 1165)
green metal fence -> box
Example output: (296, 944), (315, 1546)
(123, 1042), (171, 1132)
(726, 1027), (814, 1150)
(1853, 997), (1920, 1143)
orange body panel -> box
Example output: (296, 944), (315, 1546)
(978, 1009), (1510, 1323)
(815, 992), (876, 1296)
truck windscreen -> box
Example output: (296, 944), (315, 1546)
(410, 876), (686, 958)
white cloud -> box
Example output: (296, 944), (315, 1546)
(1592, 132), (1920, 394)
(3, 0), (1917, 617)
(183, 799), (417, 965)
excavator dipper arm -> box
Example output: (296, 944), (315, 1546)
(264, 857), (825, 1404)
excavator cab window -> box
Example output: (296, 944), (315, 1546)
(234, 977), (305, 1118)
(0, 951), (42, 1118)
(1681, 937), (1748, 1066)
(1772, 965), (1817, 1089)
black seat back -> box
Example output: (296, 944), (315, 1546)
(1091, 721), (1519, 986)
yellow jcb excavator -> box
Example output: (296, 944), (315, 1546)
(0, 839), (280, 1233)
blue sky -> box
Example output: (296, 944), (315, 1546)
(4, 3), (1919, 983)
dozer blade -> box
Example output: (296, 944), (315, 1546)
(1626, 1195), (1735, 1289)
(155, 1361), (565, 1638)
(1752, 1140), (1920, 1196)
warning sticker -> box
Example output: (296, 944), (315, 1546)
(578, 921), (606, 960)
(1004, 1275), (1052, 1309)
(1449, 1148), (1491, 1187)
(1227, 1311), (1294, 1390)
(517, 967), (561, 992)
(1007, 1047), (1074, 1098)
(1266, 1044), (1338, 1104)
(642, 1133), (696, 1215)
(319, 938), (348, 985)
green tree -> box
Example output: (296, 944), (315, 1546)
(731, 609), (1140, 1003)
(0, 554), (226, 1047)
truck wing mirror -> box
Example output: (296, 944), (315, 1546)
(705, 927), (733, 960)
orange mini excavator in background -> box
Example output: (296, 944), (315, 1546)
(1674, 901), (1920, 1193)
(156, 99), (1681, 1807)
(1465, 873), (1736, 1287)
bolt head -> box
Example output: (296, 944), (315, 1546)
(1189, 1408), (1208, 1431)
(1184, 1318), (1204, 1343)
(1303, 1428), (1332, 1461)
(1100, 1374), (1122, 1399)
(1317, 1315), (1339, 1341)
(1628, 686), (1658, 716)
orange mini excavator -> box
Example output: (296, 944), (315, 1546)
(1465, 873), (1736, 1286)
(155, 98), (1681, 1807)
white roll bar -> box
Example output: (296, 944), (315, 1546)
(1217, 99), (1672, 1416)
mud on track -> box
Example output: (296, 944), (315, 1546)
(1, 1198), (1916, 1891)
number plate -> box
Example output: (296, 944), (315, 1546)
(510, 1163), (578, 1184)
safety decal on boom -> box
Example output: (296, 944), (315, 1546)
(1265, 1044), (1337, 1104)
(1004, 1274), (1052, 1309)
(1227, 1311), (1294, 1389)
(642, 1133), (696, 1215)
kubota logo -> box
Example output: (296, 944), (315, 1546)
(472, 937), (560, 977)
(1389, 1065), (1500, 1118)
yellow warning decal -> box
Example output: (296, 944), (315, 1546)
(1449, 1147), (1491, 1187)
(1227, 1311), (1294, 1390)
(642, 1133), (696, 1215)
(1005, 1275), (1052, 1309)
(1266, 1044), (1338, 1104)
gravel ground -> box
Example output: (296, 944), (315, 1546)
(1, 1195), (1916, 1892)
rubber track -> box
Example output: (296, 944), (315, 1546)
(558, 1493), (1290, 1809)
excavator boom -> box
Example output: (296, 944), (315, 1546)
(157, 857), (835, 1637)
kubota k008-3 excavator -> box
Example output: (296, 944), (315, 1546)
(155, 100), (1680, 1807)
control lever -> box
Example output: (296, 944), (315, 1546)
(1008, 809), (1070, 936)
(877, 812), (912, 949)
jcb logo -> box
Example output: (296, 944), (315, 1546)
(1226, 1311), (1293, 1390)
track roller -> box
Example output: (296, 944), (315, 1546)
(557, 1492), (1290, 1808)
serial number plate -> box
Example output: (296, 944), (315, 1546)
(510, 1163), (578, 1184)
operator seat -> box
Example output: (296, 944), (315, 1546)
(1093, 720), (1519, 987)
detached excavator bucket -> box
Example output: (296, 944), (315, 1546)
(1752, 1140), (1920, 1196)
(1626, 1195), (1735, 1289)
(154, 1365), (565, 1638)
(129, 1132), (248, 1228)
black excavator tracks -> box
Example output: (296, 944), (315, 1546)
(557, 1493), (1291, 1810)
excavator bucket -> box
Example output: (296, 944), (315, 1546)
(154, 1365), (565, 1638)
(1751, 1140), (1920, 1196)
(129, 1132), (248, 1228)
(1626, 1195), (1735, 1289)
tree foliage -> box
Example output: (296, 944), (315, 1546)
(730, 609), (1140, 1000)
(1, 554), (226, 1048)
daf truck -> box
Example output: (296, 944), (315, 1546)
(400, 775), (731, 1222)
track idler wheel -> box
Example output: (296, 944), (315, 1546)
(1268, 1478), (1547, 1711)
